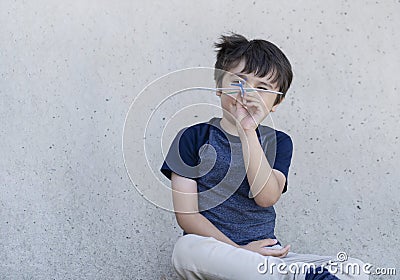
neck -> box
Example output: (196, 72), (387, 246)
(219, 117), (239, 136)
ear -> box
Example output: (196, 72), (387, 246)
(270, 97), (285, 112)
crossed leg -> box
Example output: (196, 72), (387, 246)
(171, 234), (369, 280)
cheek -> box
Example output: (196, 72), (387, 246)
(221, 95), (236, 106)
(260, 96), (275, 108)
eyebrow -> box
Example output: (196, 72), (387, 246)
(231, 72), (274, 88)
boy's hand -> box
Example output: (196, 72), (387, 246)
(240, 238), (291, 258)
(234, 92), (269, 132)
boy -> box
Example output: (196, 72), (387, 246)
(160, 33), (369, 280)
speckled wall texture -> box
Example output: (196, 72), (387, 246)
(1, 0), (399, 279)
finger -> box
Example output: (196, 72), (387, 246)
(244, 98), (267, 107)
(244, 94), (260, 102)
(243, 91), (261, 99)
(273, 245), (291, 258)
(238, 101), (256, 114)
(260, 248), (285, 257)
(245, 94), (268, 106)
(280, 249), (290, 258)
(236, 98), (247, 106)
(260, 238), (278, 247)
(246, 98), (266, 107)
(277, 245), (291, 257)
(236, 102), (250, 113)
(244, 101), (263, 110)
(261, 245), (290, 257)
(243, 97), (256, 106)
(245, 101), (266, 113)
(246, 101), (269, 113)
(240, 95), (260, 104)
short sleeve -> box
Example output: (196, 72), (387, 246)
(272, 133), (293, 193)
(160, 127), (199, 181)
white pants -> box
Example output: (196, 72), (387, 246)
(171, 234), (370, 280)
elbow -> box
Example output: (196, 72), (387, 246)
(253, 179), (283, 207)
(175, 213), (188, 230)
(254, 195), (279, 208)
(254, 198), (275, 208)
(175, 212), (197, 231)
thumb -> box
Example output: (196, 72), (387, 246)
(261, 238), (278, 247)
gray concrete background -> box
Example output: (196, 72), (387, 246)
(1, 0), (399, 279)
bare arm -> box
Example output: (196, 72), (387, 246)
(239, 129), (287, 207)
(171, 171), (290, 257)
(171, 172), (240, 248)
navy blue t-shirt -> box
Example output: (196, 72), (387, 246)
(160, 117), (293, 246)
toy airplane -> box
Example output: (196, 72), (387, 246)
(173, 86), (283, 96)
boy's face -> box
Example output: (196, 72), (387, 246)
(216, 59), (284, 125)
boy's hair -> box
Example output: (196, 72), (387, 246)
(213, 33), (293, 106)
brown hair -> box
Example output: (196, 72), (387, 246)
(214, 33), (293, 106)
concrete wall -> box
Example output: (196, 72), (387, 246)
(1, 0), (399, 279)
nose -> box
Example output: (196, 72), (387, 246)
(236, 90), (244, 102)
(230, 80), (246, 99)
(231, 89), (246, 107)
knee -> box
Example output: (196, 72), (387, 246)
(171, 235), (190, 268)
(171, 234), (216, 280)
(172, 235), (191, 265)
(171, 234), (207, 269)
(337, 257), (370, 280)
